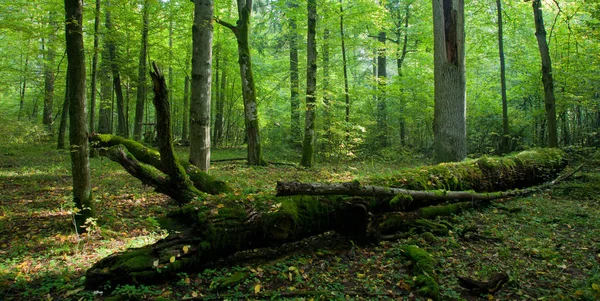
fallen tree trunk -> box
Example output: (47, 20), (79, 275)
(85, 62), (570, 290)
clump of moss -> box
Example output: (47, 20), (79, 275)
(401, 245), (440, 300)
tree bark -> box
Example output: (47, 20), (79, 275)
(215, 0), (266, 166)
(182, 75), (190, 143)
(339, 0), (350, 141)
(532, 0), (558, 148)
(300, 0), (317, 168)
(105, 0), (128, 138)
(189, 0), (214, 172)
(89, 0), (100, 133)
(496, 0), (509, 153)
(213, 58), (225, 148)
(433, 0), (466, 163)
(288, 0), (301, 147)
(98, 46), (112, 134)
(64, 0), (94, 233)
(133, 0), (149, 141)
(322, 28), (332, 153)
(57, 72), (69, 150)
(376, 31), (388, 148)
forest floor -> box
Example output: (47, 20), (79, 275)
(1, 135), (600, 300)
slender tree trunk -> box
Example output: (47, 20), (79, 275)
(376, 31), (388, 148)
(18, 54), (29, 121)
(105, 0), (127, 138)
(213, 60), (225, 148)
(397, 3), (410, 145)
(496, 0), (509, 153)
(189, 0), (214, 172)
(64, 0), (94, 233)
(339, 0), (350, 140)
(169, 18), (176, 138)
(98, 50), (112, 134)
(182, 75), (190, 142)
(215, 0), (265, 166)
(288, 0), (301, 146)
(532, 0), (558, 148)
(432, 0), (467, 163)
(322, 28), (331, 153)
(43, 12), (57, 132)
(89, 0), (100, 133)
(300, 0), (317, 167)
(57, 73), (69, 150)
(133, 0), (149, 141)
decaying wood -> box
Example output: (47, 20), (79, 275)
(458, 271), (509, 295)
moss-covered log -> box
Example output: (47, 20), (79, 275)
(367, 148), (567, 191)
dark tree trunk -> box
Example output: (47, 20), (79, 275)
(496, 0), (509, 153)
(182, 75), (190, 142)
(532, 0), (558, 148)
(64, 0), (94, 233)
(322, 28), (332, 153)
(300, 0), (317, 167)
(105, 0), (128, 138)
(213, 60), (225, 148)
(396, 3), (410, 145)
(215, 0), (266, 166)
(89, 0), (100, 133)
(288, 0), (301, 147)
(133, 0), (149, 141)
(189, 0), (214, 172)
(376, 31), (388, 148)
(339, 0), (350, 140)
(97, 51), (112, 134)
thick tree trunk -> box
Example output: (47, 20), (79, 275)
(216, 0), (266, 166)
(432, 0), (466, 163)
(89, 0), (100, 133)
(300, 0), (317, 168)
(64, 0), (94, 233)
(532, 0), (558, 148)
(288, 0), (301, 147)
(189, 0), (214, 172)
(497, 0), (509, 153)
(133, 0), (149, 141)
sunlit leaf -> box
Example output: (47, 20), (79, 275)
(254, 283), (261, 293)
(170, 256), (176, 263)
(183, 245), (189, 254)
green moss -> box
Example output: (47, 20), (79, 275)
(419, 202), (472, 219)
(389, 194), (413, 210)
(123, 255), (154, 271)
(401, 245), (440, 300)
(211, 271), (249, 290)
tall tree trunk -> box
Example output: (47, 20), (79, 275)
(339, 0), (350, 141)
(105, 0), (128, 138)
(98, 49), (112, 134)
(497, 0), (509, 153)
(432, 0), (466, 163)
(133, 0), (149, 141)
(396, 3), (410, 145)
(57, 73), (69, 150)
(64, 0), (94, 233)
(89, 0), (100, 133)
(43, 12), (57, 132)
(169, 18), (176, 138)
(288, 0), (301, 147)
(18, 54), (29, 121)
(213, 58), (225, 148)
(532, 0), (558, 148)
(300, 0), (317, 167)
(189, 0), (214, 172)
(322, 28), (331, 153)
(215, 0), (266, 166)
(376, 31), (388, 148)
(182, 75), (190, 142)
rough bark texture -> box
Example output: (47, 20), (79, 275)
(64, 0), (94, 232)
(432, 0), (466, 163)
(133, 0), (149, 141)
(216, 0), (266, 166)
(300, 0), (317, 168)
(532, 0), (558, 148)
(189, 0), (214, 172)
